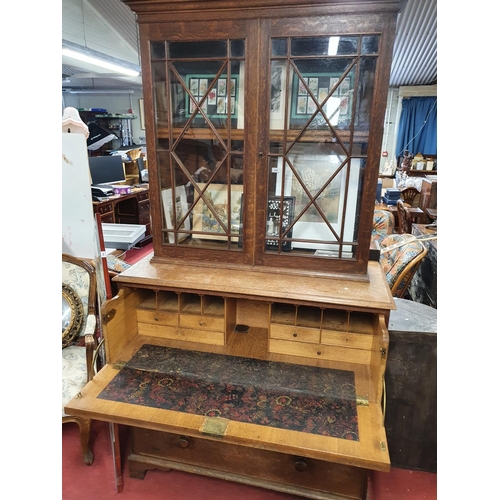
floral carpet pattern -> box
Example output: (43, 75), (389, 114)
(98, 344), (359, 440)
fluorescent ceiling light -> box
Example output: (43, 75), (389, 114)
(62, 47), (140, 77)
(66, 89), (135, 94)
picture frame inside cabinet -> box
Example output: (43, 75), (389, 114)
(170, 62), (245, 129)
(265, 196), (295, 251)
(191, 183), (244, 242)
(274, 154), (361, 254)
(290, 72), (353, 129)
(185, 74), (239, 119)
(161, 185), (191, 244)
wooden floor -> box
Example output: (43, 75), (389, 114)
(62, 420), (437, 500)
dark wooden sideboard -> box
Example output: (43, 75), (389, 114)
(92, 187), (152, 245)
(385, 298), (437, 473)
(409, 224), (437, 308)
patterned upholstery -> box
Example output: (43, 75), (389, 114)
(62, 257), (96, 417)
(371, 209), (395, 247)
(106, 254), (131, 273)
(62, 346), (89, 416)
(379, 233), (428, 298)
(62, 254), (97, 465)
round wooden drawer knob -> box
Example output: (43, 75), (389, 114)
(294, 457), (308, 472)
(178, 436), (190, 448)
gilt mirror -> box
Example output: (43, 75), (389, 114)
(62, 283), (84, 348)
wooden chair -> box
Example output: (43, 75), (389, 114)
(379, 234), (428, 298)
(400, 186), (420, 206)
(62, 254), (98, 465)
(396, 199), (412, 234)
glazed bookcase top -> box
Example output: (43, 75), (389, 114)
(122, 0), (399, 276)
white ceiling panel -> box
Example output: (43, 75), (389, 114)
(62, 0), (437, 92)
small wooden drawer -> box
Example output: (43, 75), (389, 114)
(101, 213), (115, 223)
(137, 322), (225, 345)
(179, 314), (225, 332)
(269, 324), (320, 343)
(137, 191), (149, 202)
(138, 213), (150, 225)
(138, 200), (150, 213)
(95, 202), (113, 215)
(269, 339), (371, 365)
(321, 330), (374, 350)
(137, 308), (178, 327)
(178, 327), (225, 345)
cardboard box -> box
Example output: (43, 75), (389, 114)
(381, 177), (395, 189)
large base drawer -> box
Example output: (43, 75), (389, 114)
(129, 427), (368, 500)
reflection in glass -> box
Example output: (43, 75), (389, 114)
(291, 37), (358, 56)
(150, 41), (166, 60)
(290, 58), (355, 130)
(361, 35), (379, 55)
(62, 296), (71, 332)
(152, 61), (168, 128)
(272, 38), (287, 57)
(353, 57), (377, 132)
(169, 41), (227, 58)
(271, 144), (362, 256)
(155, 40), (245, 249)
(230, 39), (245, 57)
(268, 34), (378, 258)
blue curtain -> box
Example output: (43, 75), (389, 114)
(395, 96), (437, 157)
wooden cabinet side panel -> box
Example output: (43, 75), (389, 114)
(370, 314), (389, 403)
(102, 287), (149, 364)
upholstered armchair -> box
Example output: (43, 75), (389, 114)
(62, 254), (98, 465)
(379, 233), (428, 298)
(371, 209), (395, 247)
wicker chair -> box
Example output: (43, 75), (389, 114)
(379, 233), (428, 298)
(371, 209), (395, 245)
(62, 254), (98, 465)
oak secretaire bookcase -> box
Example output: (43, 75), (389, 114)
(65, 1), (401, 498)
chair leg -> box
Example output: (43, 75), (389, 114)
(77, 417), (94, 465)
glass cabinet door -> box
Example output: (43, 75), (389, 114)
(146, 19), (387, 273)
(151, 38), (245, 251)
(266, 35), (380, 262)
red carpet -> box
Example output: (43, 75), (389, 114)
(120, 242), (153, 265)
(62, 420), (437, 500)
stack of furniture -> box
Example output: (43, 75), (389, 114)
(418, 175), (437, 224)
(65, 1), (402, 498)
